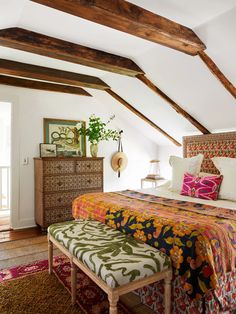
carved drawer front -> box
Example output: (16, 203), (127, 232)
(78, 174), (103, 189)
(44, 207), (73, 226)
(44, 176), (68, 192)
(44, 191), (80, 208)
(76, 160), (102, 173)
(44, 174), (102, 192)
(44, 160), (74, 175)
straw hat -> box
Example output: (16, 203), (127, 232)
(111, 152), (128, 173)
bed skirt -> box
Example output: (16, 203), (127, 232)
(135, 270), (236, 313)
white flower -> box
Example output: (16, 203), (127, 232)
(75, 122), (82, 129)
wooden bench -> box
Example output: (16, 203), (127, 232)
(48, 219), (172, 314)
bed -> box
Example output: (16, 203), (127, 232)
(72, 132), (236, 313)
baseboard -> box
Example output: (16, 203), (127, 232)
(12, 218), (36, 230)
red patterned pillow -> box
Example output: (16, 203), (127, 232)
(181, 173), (223, 200)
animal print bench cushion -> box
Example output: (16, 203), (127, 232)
(48, 220), (171, 288)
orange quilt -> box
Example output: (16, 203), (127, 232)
(72, 190), (236, 299)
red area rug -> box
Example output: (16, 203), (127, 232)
(0, 255), (132, 314)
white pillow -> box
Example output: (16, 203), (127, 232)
(169, 154), (204, 193)
(212, 157), (236, 201)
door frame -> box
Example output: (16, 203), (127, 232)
(0, 93), (20, 229)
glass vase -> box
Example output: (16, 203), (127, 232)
(90, 143), (98, 157)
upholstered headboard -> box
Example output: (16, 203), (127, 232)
(183, 132), (236, 174)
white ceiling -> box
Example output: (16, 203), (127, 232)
(129, 0), (236, 28)
(0, 0), (235, 145)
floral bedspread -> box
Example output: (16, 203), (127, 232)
(72, 190), (236, 300)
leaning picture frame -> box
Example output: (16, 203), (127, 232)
(44, 118), (86, 157)
(40, 143), (57, 158)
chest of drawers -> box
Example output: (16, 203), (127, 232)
(34, 157), (104, 231)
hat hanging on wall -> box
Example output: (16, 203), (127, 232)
(111, 131), (128, 177)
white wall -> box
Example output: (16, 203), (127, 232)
(157, 145), (182, 180)
(0, 85), (158, 229)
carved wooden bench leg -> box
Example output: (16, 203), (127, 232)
(108, 291), (119, 314)
(164, 271), (172, 314)
(71, 260), (77, 305)
(48, 239), (53, 275)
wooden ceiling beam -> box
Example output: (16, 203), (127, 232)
(0, 75), (92, 96)
(0, 28), (211, 137)
(198, 51), (236, 100)
(0, 28), (143, 77)
(32, 0), (206, 55)
(106, 89), (181, 146)
(136, 74), (210, 134)
(0, 59), (109, 90)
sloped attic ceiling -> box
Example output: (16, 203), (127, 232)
(0, 0), (235, 146)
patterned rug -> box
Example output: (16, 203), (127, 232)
(0, 255), (132, 314)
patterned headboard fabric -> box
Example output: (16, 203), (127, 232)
(183, 132), (236, 174)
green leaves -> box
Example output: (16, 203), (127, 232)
(77, 114), (119, 144)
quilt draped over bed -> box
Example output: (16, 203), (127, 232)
(72, 190), (236, 302)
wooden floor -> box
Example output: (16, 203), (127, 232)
(0, 226), (42, 243)
(0, 227), (154, 313)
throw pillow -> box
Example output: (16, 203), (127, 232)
(169, 154), (204, 193)
(181, 172), (223, 200)
(212, 157), (236, 201)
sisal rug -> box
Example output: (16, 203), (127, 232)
(0, 255), (132, 314)
(0, 235), (62, 269)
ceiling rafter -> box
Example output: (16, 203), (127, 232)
(0, 28), (210, 137)
(136, 74), (210, 134)
(106, 89), (181, 147)
(30, 1), (235, 100)
(0, 57), (181, 146)
(0, 74), (91, 96)
(0, 28), (143, 77)
(0, 57), (180, 146)
(31, 0), (206, 55)
(0, 58), (109, 90)
(198, 51), (236, 100)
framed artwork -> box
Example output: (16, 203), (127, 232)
(40, 143), (57, 158)
(44, 118), (86, 157)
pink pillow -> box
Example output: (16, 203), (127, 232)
(181, 173), (223, 200)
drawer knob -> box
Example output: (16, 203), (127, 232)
(87, 164), (91, 169)
(87, 179), (92, 184)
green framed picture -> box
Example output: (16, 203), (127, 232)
(44, 118), (86, 157)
